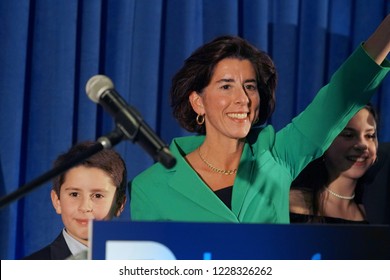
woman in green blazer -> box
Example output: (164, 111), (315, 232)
(130, 15), (390, 223)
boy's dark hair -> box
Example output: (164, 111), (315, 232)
(52, 141), (127, 213)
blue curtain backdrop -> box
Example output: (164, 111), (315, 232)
(0, 0), (389, 259)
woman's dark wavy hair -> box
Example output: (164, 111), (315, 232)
(170, 35), (277, 134)
(291, 103), (379, 222)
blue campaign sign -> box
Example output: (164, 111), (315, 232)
(90, 220), (390, 260)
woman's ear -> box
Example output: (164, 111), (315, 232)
(51, 189), (62, 214)
(372, 140), (379, 165)
(189, 91), (204, 115)
(115, 196), (127, 217)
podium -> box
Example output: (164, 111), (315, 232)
(90, 220), (390, 260)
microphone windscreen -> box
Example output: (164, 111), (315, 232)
(86, 75), (114, 103)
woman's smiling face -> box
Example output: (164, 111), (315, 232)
(191, 58), (260, 140)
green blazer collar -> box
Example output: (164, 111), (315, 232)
(165, 135), (259, 222)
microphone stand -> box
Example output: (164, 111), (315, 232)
(0, 128), (125, 209)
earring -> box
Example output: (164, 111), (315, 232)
(196, 114), (205, 125)
(372, 156), (378, 166)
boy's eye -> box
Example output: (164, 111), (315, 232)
(69, 192), (78, 197)
(92, 193), (104, 199)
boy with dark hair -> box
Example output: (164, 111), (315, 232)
(24, 141), (127, 259)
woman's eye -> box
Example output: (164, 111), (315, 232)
(221, 84), (231, 90)
(92, 193), (104, 199)
(245, 84), (257, 91)
(340, 132), (353, 138)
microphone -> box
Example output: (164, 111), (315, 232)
(86, 75), (176, 169)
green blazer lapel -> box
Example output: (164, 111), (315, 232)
(231, 127), (274, 219)
(231, 142), (256, 217)
(168, 161), (239, 222)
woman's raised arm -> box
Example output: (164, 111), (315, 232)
(363, 14), (390, 65)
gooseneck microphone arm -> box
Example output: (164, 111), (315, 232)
(1, 74), (177, 209)
(85, 75), (177, 169)
(0, 128), (125, 209)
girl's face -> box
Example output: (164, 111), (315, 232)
(190, 58), (260, 141)
(324, 108), (378, 181)
(51, 166), (121, 246)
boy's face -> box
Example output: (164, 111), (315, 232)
(51, 166), (122, 246)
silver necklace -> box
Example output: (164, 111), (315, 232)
(325, 187), (355, 200)
(198, 147), (237, 175)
